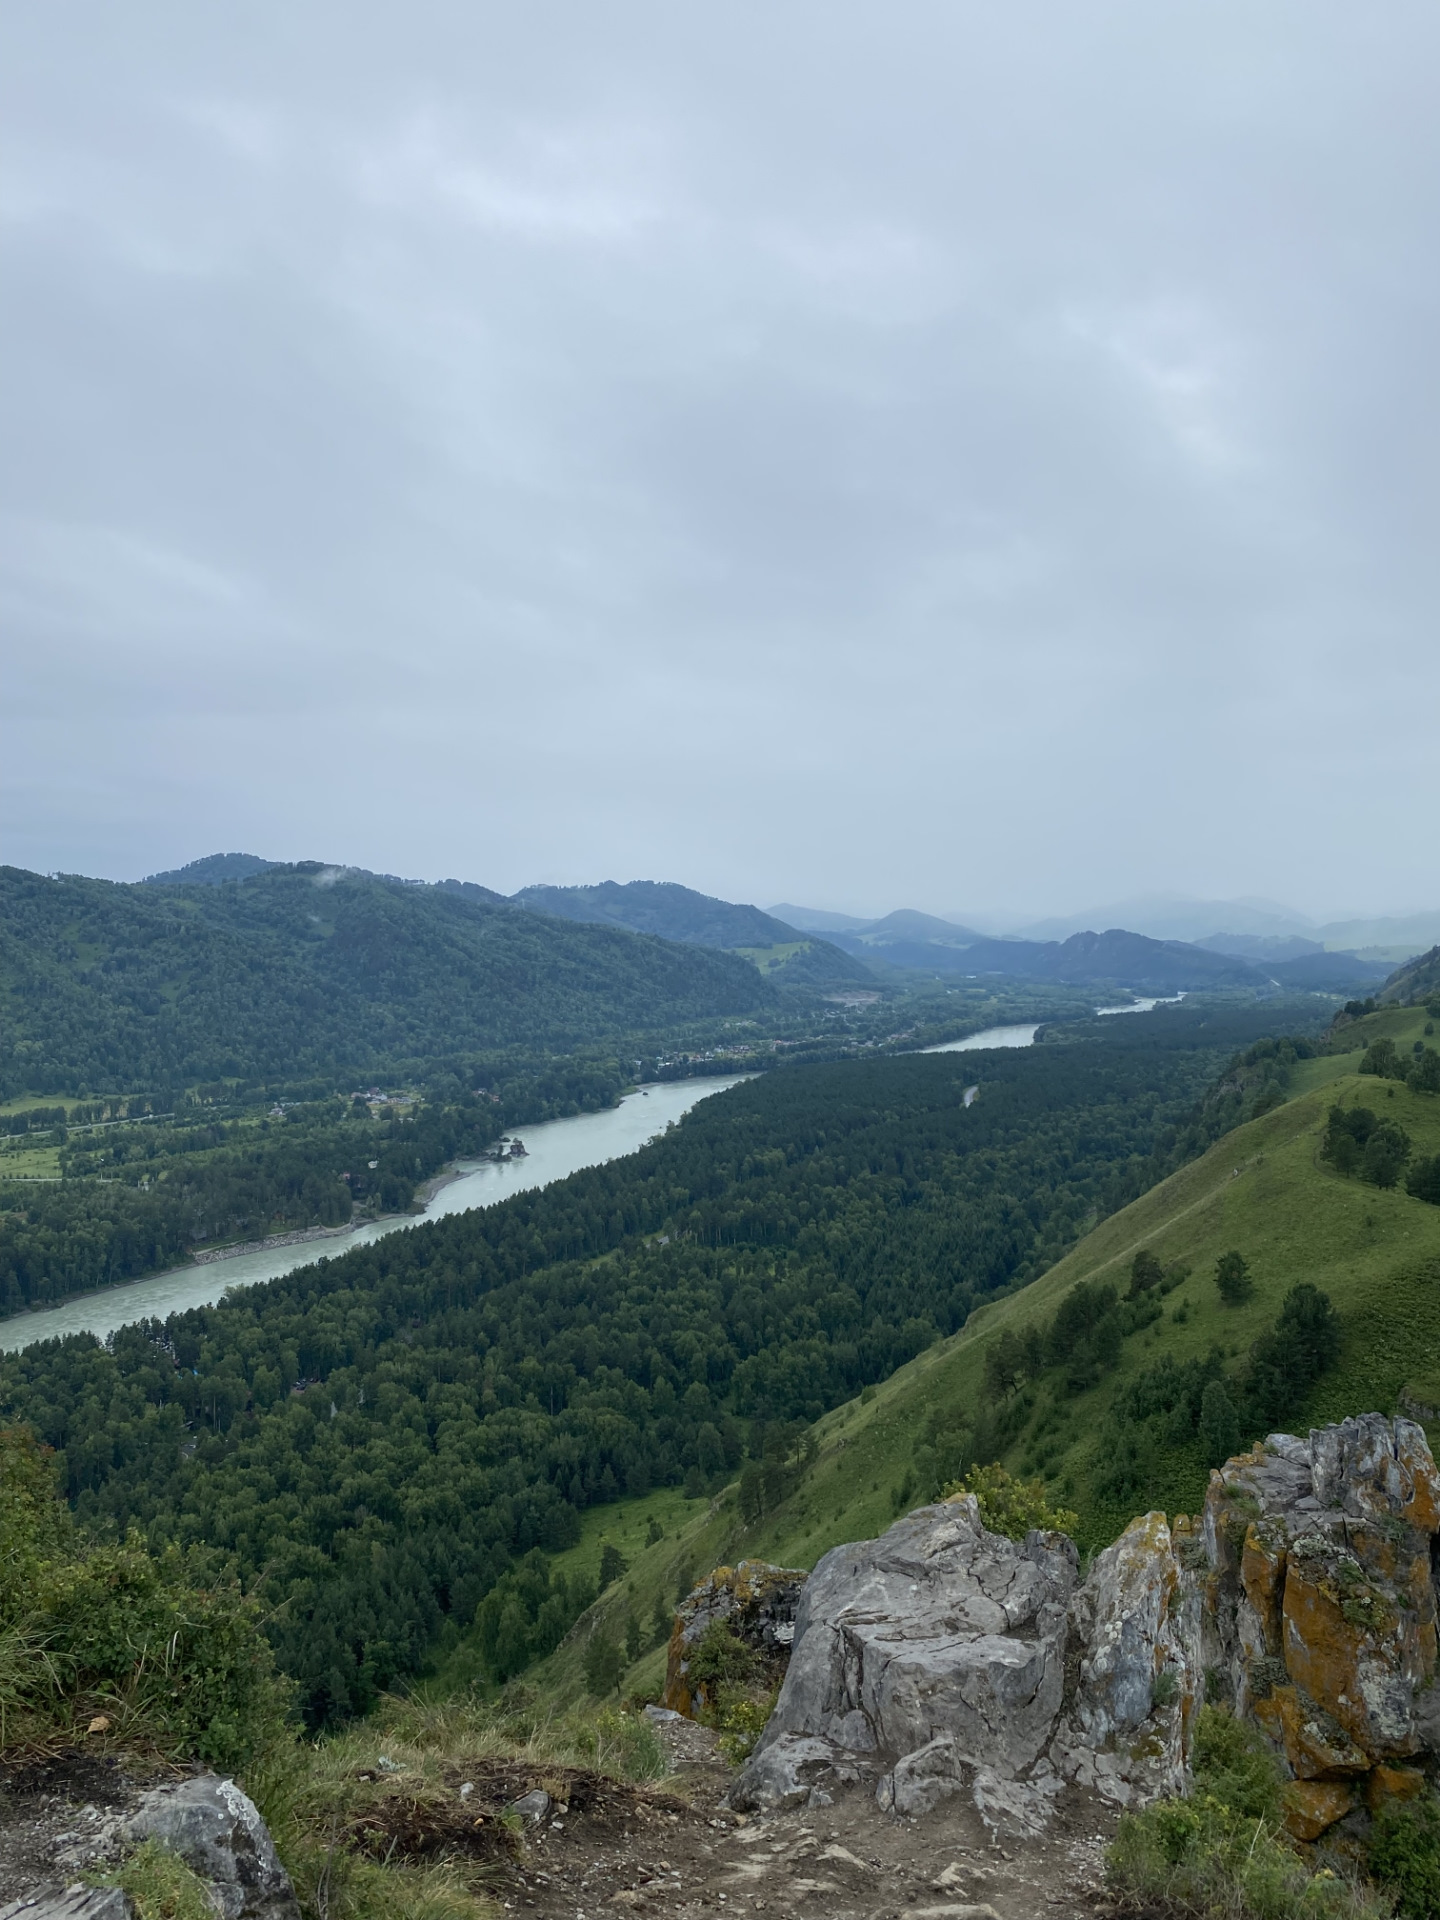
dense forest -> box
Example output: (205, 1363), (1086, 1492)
(0, 1000), (1320, 1723)
(0, 863), (775, 1097)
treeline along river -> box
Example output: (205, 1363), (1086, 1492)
(0, 1075), (748, 1350)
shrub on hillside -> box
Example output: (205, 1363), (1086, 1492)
(1215, 1249), (1256, 1305)
(940, 1461), (1078, 1540)
(1107, 1707), (1383, 1919)
(0, 1427), (289, 1774)
(1369, 1796), (1440, 1920)
(1408, 1156), (1440, 1207)
(1324, 1105), (1413, 1187)
(1360, 1037), (1407, 1081)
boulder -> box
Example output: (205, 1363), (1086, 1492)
(122, 1776), (299, 1920)
(1193, 1414), (1440, 1835)
(664, 1559), (806, 1716)
(731, 1496), (1078, 1829)
(1051, 1509), (1202, 1806)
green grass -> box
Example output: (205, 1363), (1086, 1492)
(92, 1838), (216, 1920)
(503, 1005), (1440, 1705)
(0, 1145), (64, 1178)
(731, 941), (809, 974)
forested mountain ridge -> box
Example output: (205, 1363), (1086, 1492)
(142, 852), (281, 886)
(0, 999), (1325, 1722)
(512, 879), (796, 948)
(510, 878), (871, 987)
(0, 863), (773, 1097)
(1382, 943), (1440, 1006)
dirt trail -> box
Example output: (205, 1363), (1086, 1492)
(0, 1733), (1122, 1918)
(492, 1722), (1121, 1920)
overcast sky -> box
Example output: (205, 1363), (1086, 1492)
(3, 3), (1437, 921)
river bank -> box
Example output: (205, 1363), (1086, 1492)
(0, 1076), (750, 1352)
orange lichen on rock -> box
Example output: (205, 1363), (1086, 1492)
(1240, 1522), (1287, 1655)
(1284, 1778), (1357, 1842)
(1281, 1550), (1409, 1756)
(1394, 1427), (1440, 1532)
(1270, 1685), (1371, 1779)
(663, 1558), (806, 1718)
(1366, 1765), (1428, 1810)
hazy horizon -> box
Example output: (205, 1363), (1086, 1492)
(5, 5), (1438, 919)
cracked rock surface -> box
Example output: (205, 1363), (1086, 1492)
(734, 1495), (1078, 1829)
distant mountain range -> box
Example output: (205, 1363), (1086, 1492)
(766, 903), (1396, 993)
(772, 893), (1440, 966)
(1005, 896), (1440, 957)
(863, 929), (1391, 994)
(129, 858), (1406, 1008)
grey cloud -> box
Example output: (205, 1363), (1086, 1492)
(3, 2), (1438, 919)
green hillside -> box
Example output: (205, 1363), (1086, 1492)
(517, 1001), (1440, 1707)
(0, 863), (773, 1096)
(1382, 942), (1440, 1007)
(510, 878), (871, 989)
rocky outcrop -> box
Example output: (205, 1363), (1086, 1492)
(122, 1776), (299, 1920)
(664, 1560), (807, 1716)
(1198, 1414), (1440, 1838)
(0, 1770), (298, 1920)
(734, 1496), (1078, 1831)
(0, 1893), (131, 1920)
(730, 1416), (1440, 1845)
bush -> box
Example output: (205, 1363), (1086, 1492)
(1215, 1250), (1256, 1306)
(1107, 1708), (1384, 1919)
(1130, 1249), (1164, 1296)
(1327, 1105), (1415, 1185)
(0, 1428), (289, 1775)
(1369, 1796), (1440, 1919)
(715, 1689), (777, 1765)
(582, 1626), (624, 1697)
(1200, 1380), (1242, 1468)
(1361, 1038), (1406, 1081)
(1190, 1704), (1283, 1823)
(685, 1621), (758, 1693)
(680, 1623), (774, 1762)
(940, 1462), (1078, 1540)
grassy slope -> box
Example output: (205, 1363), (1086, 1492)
(507, 1003), (1440, 1707)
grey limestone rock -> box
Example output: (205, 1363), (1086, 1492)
(506, 1789), (553, 1824)
(876, 1734), (966, 1817)
(733, 1496), (1077, 1819)
(0, 1893), (132, 1920)
(122, 1776), (298, 1920)
(1052, 1509), (1201, 1805)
